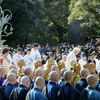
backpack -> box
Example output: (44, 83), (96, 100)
(9, 88), (18, 100)
(57, 86), (65, 100)
(0, 85), (7, 100)
(79, 88), (89, 100)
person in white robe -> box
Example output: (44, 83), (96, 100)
(24, 48), (35, 72)
(31, 43), (41, 63)
(92, 52), (98, 69)
(97, 60), (100, 71)
(0, 47), (3, 56)
(7, 54), (12, 65)
(12, 48), (23, 71)
(78, 52), (87, 70)
(66, 47), (80, 71)
(0, 47), (12, 65)
(0, 48), (10, 74)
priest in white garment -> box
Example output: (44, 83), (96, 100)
(12, 48), (23, 71)
(31, 43), (41, 63)
(0, 48), (10, 74)
(78, 52), (87, 70)
(66, 47), (80, 71)
(0, 47), (12, 64)
(97, 60), (100, 71)
(7, 53), (12, 65)
(24, 48), (35, 72)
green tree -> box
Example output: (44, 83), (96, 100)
(68, 0), (100, 39)
(1, 0), (71, 46)
(1, 0), (44, 46)
(43, 0), (70, 43)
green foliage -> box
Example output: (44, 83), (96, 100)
(1, 0), (70, 46)
(43, 0), (70, 43)
(1, 0), (100, 45)
(68, 0), (100, 39)
(1, 0), (44, 46)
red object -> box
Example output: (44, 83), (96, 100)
(0, 57), (3, 65)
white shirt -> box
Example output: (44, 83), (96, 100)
(94, 59), (98, 68)
(7, 54), (12, 65)
(2, 58), (10, 74)
(24, 54), (35, 71)
(13, 53), (23, 71)
(78, 58), (87, 70)
(66, 51), (77, 70)
(31, 48), (41, 63)
(96, 60), (100, 71)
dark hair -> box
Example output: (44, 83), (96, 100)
(90, 51), (97, 56)
(2, 48), (9, 54)
(17, 47), (22, 52)
(49, 52), (54, 57)
(81, 52), (86, 57)
(33, 43), (38, 47)
(27, 48), (31, 51)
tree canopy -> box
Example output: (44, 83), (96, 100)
(1, 0), (70, 46)
(1, 0), (100, 46)
(68, 0), (100, 39)
(1, 0), (44, 45)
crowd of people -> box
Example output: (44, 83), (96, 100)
(0, 38), (100, 100)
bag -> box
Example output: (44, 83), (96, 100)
(42, 86), (51, 100)
(25, 90), (31, 100)
(9, 88), (18, 100)
(79, 88), (88, 100)
(57, 86), (65, 100)
(0, 85), (7, 100)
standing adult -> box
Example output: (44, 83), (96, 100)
(44, 53), (57, 70)
(66, 47), (80, 70)
(78, 52), (87, 70)
(24, 48), (35, 71)
(44, 53), (57, 80)
(13, 48), (23, 71)
(0, 48), (10, 74)
(4, 73), (16, 100)
(58, 71), (80, 100)
(75, 69), (89, 92)
(58, 55), (67, 70)
(46, 71), (60, 100)
(86, 75), (100, 100)
(17, 76), (30, 100)
(31, 43), (41, 64)
(0, 67), (6, 87)
(29, 77), (48, 100)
